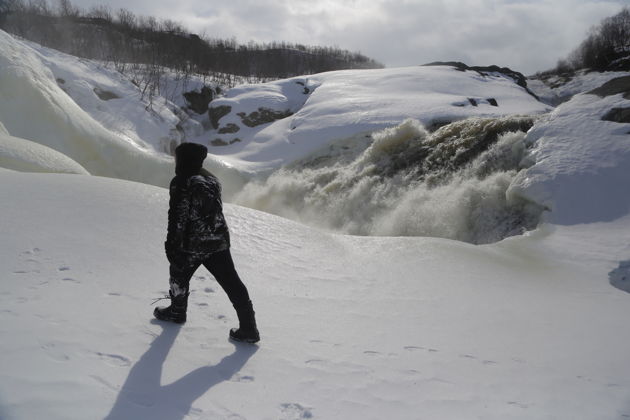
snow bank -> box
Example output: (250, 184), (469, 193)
(0, 30), (179, 187)
(31, 40), (187, 154)
(0, 131), (88, 174)
(204, 66), (551, 172)
(1, 171), (630, 420)
(509, 84), (630, 225)
(528, 70), (630, 105)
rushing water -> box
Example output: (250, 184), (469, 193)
(233, 116), (545, 244)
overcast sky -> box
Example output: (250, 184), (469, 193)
(69, 0), (628, 75)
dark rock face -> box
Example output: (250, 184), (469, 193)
(183, 86), (214, 114)
(602, 107), (630, 123)
(93, 87), (120, 101)
(454, 98), (499, 108)
(218, 123), (240, 134)
(295, 81), (310, 94)
(423, 61), (539, 100)
(211, 138), (241, 146)
(208, 105), (232, 129)
(237, 107), (293, 128)
(211, 139), (228, 146)
(587, 76), (630, 99)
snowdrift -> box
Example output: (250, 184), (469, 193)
(509, 81), (630, 225)
(0, 128), (88, 174)
(1, 171), (630, 420)
(0, 30), (175, 187)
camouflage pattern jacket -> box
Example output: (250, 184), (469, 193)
(165, 172), (230, 260)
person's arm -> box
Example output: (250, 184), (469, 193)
(165, 177), (192, 261)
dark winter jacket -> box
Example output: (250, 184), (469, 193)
(165, 143), (230, 260)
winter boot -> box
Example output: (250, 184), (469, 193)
(154, 291), (189, 324)
(229, 300), (260, 343)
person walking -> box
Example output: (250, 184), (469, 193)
(154, 142), (260, 344)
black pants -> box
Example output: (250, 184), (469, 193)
(169, 249), (251, 308)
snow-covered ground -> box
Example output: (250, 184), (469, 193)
(1, 29), (630, 420)
(527, 69), (630, 106)
(1, 171), (629, 420)
(509, 86), (630, 225)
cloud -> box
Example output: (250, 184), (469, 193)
(71, 0), (628, 74)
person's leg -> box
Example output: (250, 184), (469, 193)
(203, 249), (250, 306)
(169, 257), (201, 297)
(203, 249), (259, 342)
(154, 256), (201, 323)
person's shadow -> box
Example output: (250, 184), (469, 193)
(104, 320), (258, 420)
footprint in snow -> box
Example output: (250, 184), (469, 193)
(21, 248), (42, 255)
(40, 342), (70, 362)
(13, 269), (39, 274)
(460, 354), (497, 365)
(404, 346), (425, 351)
(279, 403), (313, 419)
(94, 351), (131, 367)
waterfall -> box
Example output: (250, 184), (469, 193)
(233, 116), (545, 244)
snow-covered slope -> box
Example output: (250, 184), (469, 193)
(0, 30), (252, 193)
(0, 30), (175, 187)
(0, 127), (88, 175)
(1, 171), (629, 420)
(509, 79), (630, 225)
(206, 66), (551, 172)
(32, 39), (185, 154)
(528, 70), (630, 105)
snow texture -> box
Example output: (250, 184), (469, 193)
(509, 89), (630, 225)
(1, 172), (630, 420)
(0, 130), (88, 174)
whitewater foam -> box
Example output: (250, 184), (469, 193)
(234, 116), (544, 244)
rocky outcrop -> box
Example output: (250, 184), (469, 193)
(208, 105), (231, 129)
(93, 87), (120, 101)
(602, 108), (630, 123)
(237, 108), (293, 128)
(424, 61), (539, 100)
(452, 98), (499, 107)
(211, 138), (241, 146)
(587, 76), (630, 99)
(218, 123), (240, 134)
(183, 86), (214, 114)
